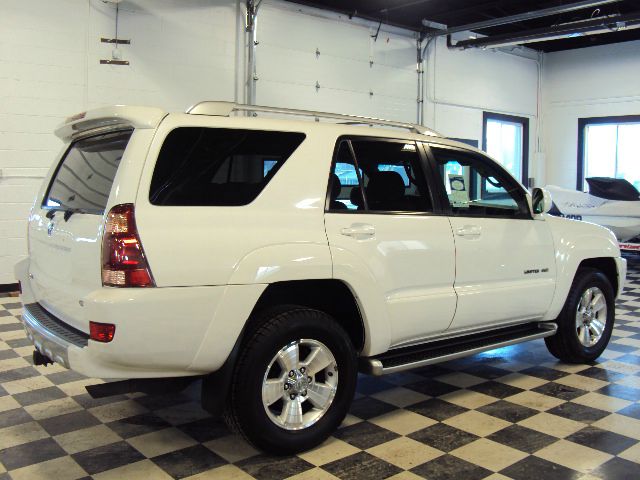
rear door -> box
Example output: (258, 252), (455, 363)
(324, 137), (456, 348)
(28, 130), (132, 331)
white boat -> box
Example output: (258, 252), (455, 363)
(545, 177), (640, 243)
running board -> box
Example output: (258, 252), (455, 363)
(360, 322), (558, 376)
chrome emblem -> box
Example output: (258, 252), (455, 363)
(47, 221), (55, 236)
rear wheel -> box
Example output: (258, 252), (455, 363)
(224, 306), (357, 455)
(545, 268), (615, 363)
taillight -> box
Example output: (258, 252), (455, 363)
(90, 321), (116, 342)
(102, 204), (155, 287)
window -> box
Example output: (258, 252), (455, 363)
(150, 128), (305, 206)
(577, 115), (640, 191)
(483, 112), (529, 185)
(431, 147), (530, 218)
(327, 139), (432, 213)
(44, 130), (132, 214)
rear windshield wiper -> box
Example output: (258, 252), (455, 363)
(63, 208), (88, 222)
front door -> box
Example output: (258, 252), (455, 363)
(426, 144), (556, 331)
(324, 137), (456, 348)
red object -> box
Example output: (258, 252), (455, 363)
(102, 204), (155, 287)
(90, 321), (116, 343)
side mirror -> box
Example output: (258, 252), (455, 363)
(532, 187), (552, 215)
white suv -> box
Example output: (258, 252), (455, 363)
(15, 101), (626, 454)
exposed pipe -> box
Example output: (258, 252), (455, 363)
(425, 0), (624, 38)
(449, 11), (640, 50)
(416, 37), (423, 124)
(246, 0), (262, 106)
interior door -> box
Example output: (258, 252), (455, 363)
(324, 138), (456, 348)
(426, 144), (556, 331)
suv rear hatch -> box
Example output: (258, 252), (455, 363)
(27, 107), (166, 333)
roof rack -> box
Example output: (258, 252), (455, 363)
(186, 101), (440, 137)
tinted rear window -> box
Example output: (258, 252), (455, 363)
(44, 130), (132, 214)
(150, 128), (306, 206)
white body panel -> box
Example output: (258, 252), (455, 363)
(325, 213), (456, 350)
(14, 104), (627, 379)
(448, 217), (556, 330)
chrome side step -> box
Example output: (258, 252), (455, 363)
(360, 322), (558, 376)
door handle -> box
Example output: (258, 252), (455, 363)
(340, 223), (375, 239)
(455, 225), (482, 237)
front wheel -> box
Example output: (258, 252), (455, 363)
(224, 306), (357, 455)
(545, 268), (615, 363)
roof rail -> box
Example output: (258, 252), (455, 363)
(186, 101), (440, 137)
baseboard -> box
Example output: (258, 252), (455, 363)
(0, 283), (19, 294)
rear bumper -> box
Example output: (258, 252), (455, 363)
(22, 303), (88, 369)
(15, 257), (262, 379)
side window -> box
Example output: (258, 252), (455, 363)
(150, 128), (305, 206)
(328, 142), (365, 211)
(430, 147), (530, 218)
(327, 139), (432, 213)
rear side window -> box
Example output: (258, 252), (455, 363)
(44, 130), (132, 214)
(150, 128), (306, 206)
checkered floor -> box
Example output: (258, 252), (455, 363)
(1, 261), (640, 479)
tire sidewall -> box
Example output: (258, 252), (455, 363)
(234, 309), (357, 454)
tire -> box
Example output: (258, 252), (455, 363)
(545, 267), (615, 363)
(224, 305), (357, 455)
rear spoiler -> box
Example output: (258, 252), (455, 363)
(54, 105), (168, 142)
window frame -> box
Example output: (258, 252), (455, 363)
(576, 114), (640, 191)
(324, 135), (445, 215)
(424, 142), (533, 221)
(482, 111), (529, 187)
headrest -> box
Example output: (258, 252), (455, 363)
(330, 173), (341, 201)
(367, 171), (405, 202)
(350, 186), (363, 207)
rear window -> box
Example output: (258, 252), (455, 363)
(150, 128), (306, 206)
(44, 130), (132, 214)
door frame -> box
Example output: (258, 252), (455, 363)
(422, 142), (533, 220)
(482, 112), (530, 187)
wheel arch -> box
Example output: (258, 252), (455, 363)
(249, 279), (366, 353)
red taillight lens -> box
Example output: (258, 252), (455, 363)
(90, 321), (116, 342)
(102, 204), (155, 287)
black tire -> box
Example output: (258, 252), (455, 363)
(224, 305), (357, 455)
(544, 267), (615, 363)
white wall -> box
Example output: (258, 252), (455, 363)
(256, 2), (419, 121)
(542, 40), (640, 188)
(0, 0), (541, 285)
(424, 36), (540, 182)
(0, 0), (239, 284)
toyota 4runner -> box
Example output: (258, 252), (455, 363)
(15, 101), (627, 454)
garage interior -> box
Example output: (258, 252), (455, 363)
(1, 0), (640, 479)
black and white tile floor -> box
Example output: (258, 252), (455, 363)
(1, 260), (640, 479)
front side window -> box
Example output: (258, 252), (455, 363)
(44, 130), (132, 214)
(431, 147), (530, 219)
(327, 139), (432, 213)
(150, 128), (305, 206)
